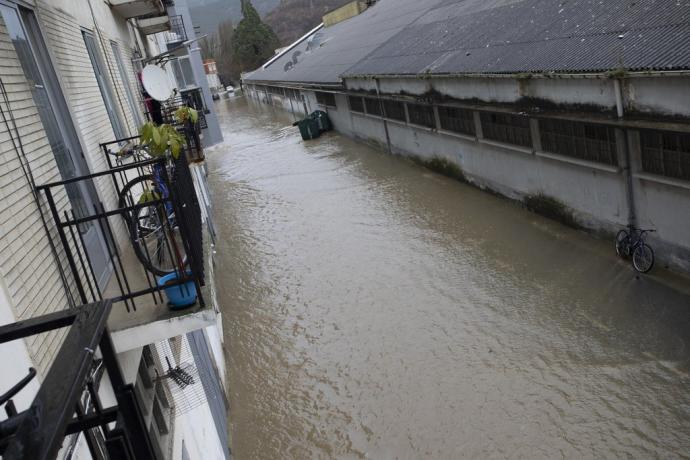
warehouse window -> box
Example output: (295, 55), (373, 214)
(316, 91), (336, 107)
(382, 100), (405, 122)
(364, 97), (382, 116)
(348, 95), (364, 113)
(480, 112), (532, 148)
(540, 119), (618, 165)
(438, 106), (476, 136)
(640, 130), (690, 181)
(407, 103), (435, 128)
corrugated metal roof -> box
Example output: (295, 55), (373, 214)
(344, 0), (690, 77)
(243, 0), (445, 84)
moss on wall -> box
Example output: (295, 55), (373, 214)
(411, 156), (466, 183)
(523, 193), (580, 229)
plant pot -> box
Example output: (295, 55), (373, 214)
(158, 271), (197, 310)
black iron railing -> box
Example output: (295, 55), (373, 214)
(164, 15), (187, 48)
(0, 300), (158, 459)
(35, 147), (204, 313)
(144, 96), (205, 162)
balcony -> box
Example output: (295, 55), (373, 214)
(164, 15), (188, 50)
(0, 300), (160, 458)
(35, 133), (216, 352)
(138, 14), (171, 35)
(110, 0), (165, 19)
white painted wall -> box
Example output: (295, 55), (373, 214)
(246, 85), (690, 273)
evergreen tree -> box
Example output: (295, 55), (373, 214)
(232, 0), (280, 73)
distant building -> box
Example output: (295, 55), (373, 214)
(243, 0), (690, 274)
(204, 59), (223, 92)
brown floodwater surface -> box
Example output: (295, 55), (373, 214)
(208, 97), (690, 459)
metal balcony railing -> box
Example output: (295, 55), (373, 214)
(163, 15), (187, 48)
(35, 143), (205, 313)
(0, 300), (159, 459)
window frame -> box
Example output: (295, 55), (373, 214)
(315, 91), (336, 108)
(640, 129), (690, 181)
(479, 111), (532, 148)
(539, 118), (618, 166)
(406, 103), (436, 129)
(438, 106), (476, 136)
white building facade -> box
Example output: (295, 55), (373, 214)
(0, 0), (228, 458)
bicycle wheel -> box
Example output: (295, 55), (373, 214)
(129, 200), (188, 276)
(118, 174), (155, 226)
(615, 230), (630, 258)
(632, 243), (654, 273)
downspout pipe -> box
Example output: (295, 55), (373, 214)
(615, 78), (636, 228)
(374, 77), (392, 155)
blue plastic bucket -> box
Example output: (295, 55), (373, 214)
(158, 271), (197, 309)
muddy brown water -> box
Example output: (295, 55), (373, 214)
(208, 97), (690, 459)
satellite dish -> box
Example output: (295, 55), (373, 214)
(142, 64), (173, 101)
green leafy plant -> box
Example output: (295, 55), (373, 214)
(139, 122), (184, 159)
(174, 106), (199, 125)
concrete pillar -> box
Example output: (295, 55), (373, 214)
(529, 118), (541, 152)
(473, 111), (483, 139)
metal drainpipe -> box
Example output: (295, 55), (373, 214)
(374, 78), (392, 155)
(615, 78), (636, 228)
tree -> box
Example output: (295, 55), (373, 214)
(232, 0), (280, 74)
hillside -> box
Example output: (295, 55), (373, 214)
(188, 0), (281, 37)
(265, 0), (352, 45)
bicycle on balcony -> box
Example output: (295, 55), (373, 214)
(105, 126), (189, 277)
(615, 226), (656, 273)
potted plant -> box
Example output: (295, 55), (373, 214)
(174, 106), (204, 162)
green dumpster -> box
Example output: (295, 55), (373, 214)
(295, 117), (321, 140)
(310, 110), (332, 132)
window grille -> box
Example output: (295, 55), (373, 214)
(364, 97), (382, 116)
(540, 119), (618, 165)
(348, 96), (364, 113)
(407, 103), (435, 128)
(640, 130), (690, 181)
(383, 100), (405, 122)
(316, 91), (336, 107)
(480, 112), (532, 148)
(438, 106), (476, 136)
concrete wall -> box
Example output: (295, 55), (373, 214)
(245, 81), (690, 274)
(346, 75), (690, 117)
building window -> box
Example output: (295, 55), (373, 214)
(480, 112), (532, 148)
(138, 357), (153, 389)
(540, 119), (618, 165)
(382, 100), (405, 122)
(348, 96), (364, 113)
(407, 103), (435, 129)
(83, 30), (127, 139)
(640, 130), (690, 181)
(316, 91), (336, 107)
(364, 97), (382, 117)
(152, 399), (169, 435)
(438, 106), (476, 136)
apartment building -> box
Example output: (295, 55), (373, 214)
(244, 0), (690, 274)
(0, 0), (227, 459)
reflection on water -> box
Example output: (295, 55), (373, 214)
(208, 96), (690, 459)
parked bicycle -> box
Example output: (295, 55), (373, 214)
(106, 140), (188, 277)
(615, 226), (655, 273)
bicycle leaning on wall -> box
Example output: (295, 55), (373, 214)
(615, 227), (656, 273)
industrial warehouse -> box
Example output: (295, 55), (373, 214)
(243, 0), (690, 274)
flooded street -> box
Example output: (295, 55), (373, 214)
(208, 97), (690, 459)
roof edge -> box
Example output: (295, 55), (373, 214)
(343, 69), (690, 80)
